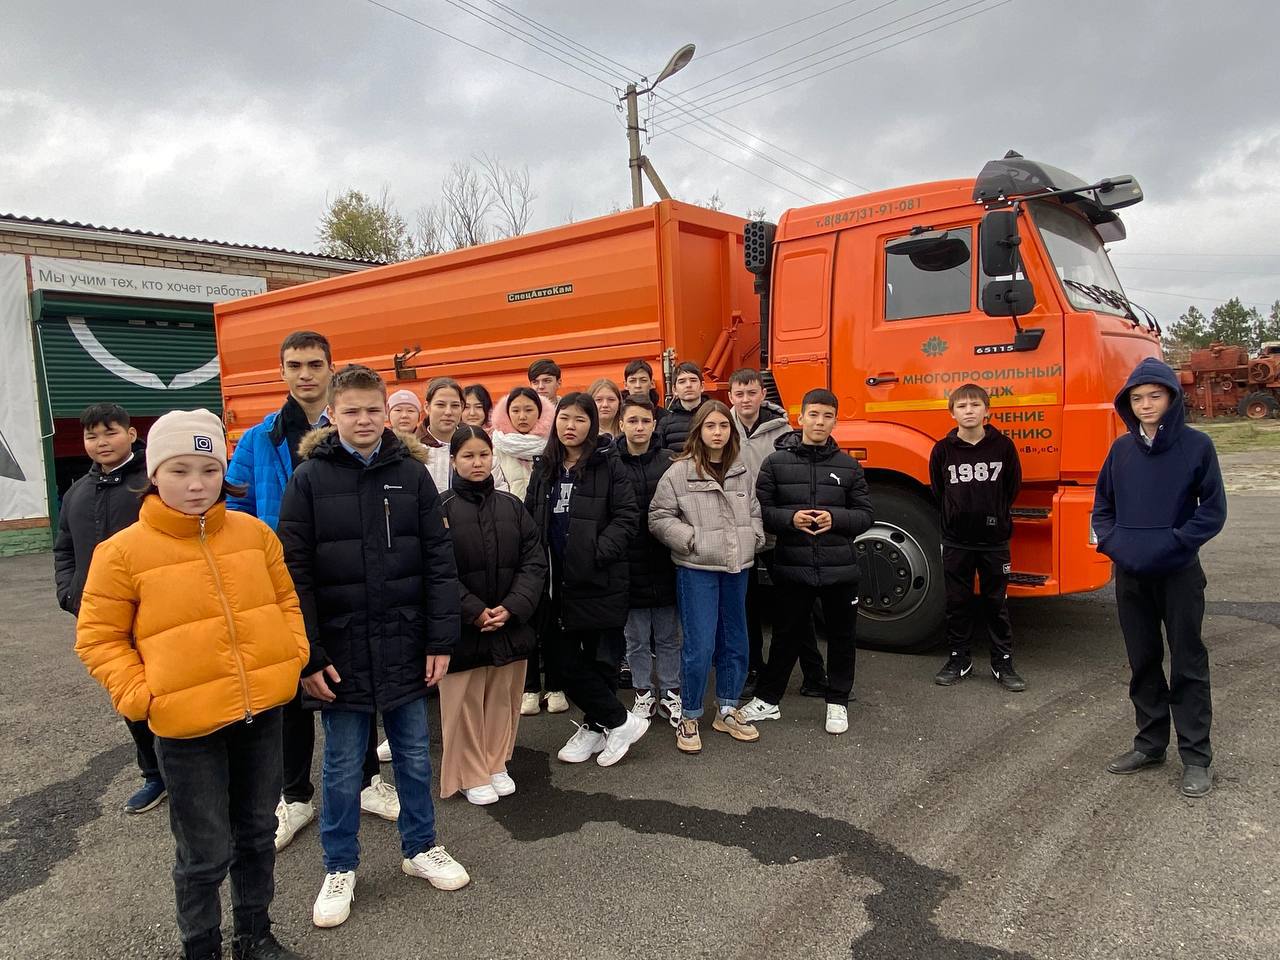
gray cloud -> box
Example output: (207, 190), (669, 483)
(4, 0), (1278, 321)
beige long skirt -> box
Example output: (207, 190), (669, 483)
(437, 660), (525, 798)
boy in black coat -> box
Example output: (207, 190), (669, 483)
(928, 383), (1024, 691)
(614, 396), (681, 725)
(53, 402), (163, 814)
(739, 389), (874, 735)
(1093, 358), (1226, 798)
(652, 361), (708, 453)
(278, 365), (469, 928)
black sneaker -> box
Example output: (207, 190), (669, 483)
(741, 670), (759, 699)
(991, 661), (1027, 692)
(799, 676), (828, 698)
(232, 931), (305, 960)
(933, 655), (972, 686)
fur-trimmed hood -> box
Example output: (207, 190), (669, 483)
(490, 392), (556, 438)
(297, 425), (430, 465)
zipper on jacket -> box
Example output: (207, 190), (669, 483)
(384, 497), (392, 549)
(199, 514), (254, 724)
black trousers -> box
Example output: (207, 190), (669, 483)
(757, 581), (859, 706)
(126, 716), (162, 783)
(1115, 560), (1213, 767)
(543, 590), (627, 730)
(524, 633), (566, 694)
(282, 687), (379, 803)
(156, 708), (282, 959)
(943, 545), (1013, 664)
(747, 551), (825, 681)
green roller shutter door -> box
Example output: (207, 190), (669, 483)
(34, 295), (222, 417)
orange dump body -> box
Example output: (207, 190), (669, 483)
(215, 202), (759, 434)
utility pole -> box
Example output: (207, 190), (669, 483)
(625, 83), (644, 209)
(620, 44), (695, 210)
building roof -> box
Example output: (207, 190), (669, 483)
(0, 212), (382, 268)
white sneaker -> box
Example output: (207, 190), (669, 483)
(597, 712), (650, 767)
(462, 783), (500, 805)
(658, 690), (682, 728)
(557, 723), (606, 763)
(631, 690), (656, 719)
(737, 697), (781, 723)
(313, 870), (355, 928)
(274, 798), (315, 851)
(360, 774), (400, 821)
(545, 691), (570, 714)
(402, 845), (471, 890)
(376, 738), (392, 762)
(491, 770), (516, 796)
(825, 704), (849, 735)
(520, 692), (542, 716)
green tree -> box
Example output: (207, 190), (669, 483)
(1208, 297), (1260, 349)
(317, 187), (411, 262)
(1166, 305), (1210, 349)
(1251, 299), (1280, 348)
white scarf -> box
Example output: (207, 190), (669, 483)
(492, 430), (548, 459)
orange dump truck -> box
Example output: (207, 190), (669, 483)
(215, 151), (1160, 650)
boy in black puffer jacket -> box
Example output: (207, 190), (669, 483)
(614, 396), (681, 725)
(928, 383), (1023, 692)
(652, 361), (708, 453)
(738, 389), (873, 736)
(278, 364), (470, 929)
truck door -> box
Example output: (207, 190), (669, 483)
(770, 234), (836, 407)
(850, 219), (1064, 483)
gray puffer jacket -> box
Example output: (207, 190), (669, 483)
(648, 456), (764, 574)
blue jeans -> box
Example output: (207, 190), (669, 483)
(676, 567), (750, 719)
(624, 605), (681, 695)
(320, 698), (436, 872)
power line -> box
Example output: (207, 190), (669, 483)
(480, 0), (639, 79)
(1125, 287), (1276, 311)
(697, 0), (870, 60)
(658, 0), (1012, 128)
(665, 131), (820, 203)
(359, 0), (616, 105)
(667, 0), (907, 101)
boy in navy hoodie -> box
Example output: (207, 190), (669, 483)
(1092, 358), (1226, 798)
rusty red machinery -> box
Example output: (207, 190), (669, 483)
(1179, 342), (1280, 419)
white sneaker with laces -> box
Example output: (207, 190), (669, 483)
(825, 703), (849, 735)
(360, 774), (400, 821)
(545, 691), (570, 714)
(631, 690), (656, 719)
(376, 738), (392, 762)
(462, 783), (500, 805)
(557, 723), (606, 763)
(313, 870), (355, 928)
(658, 690), (682, 727)
(402, 845), (471, 890)
(737, 697), (781, 723)
(520, 692), (542, 716)
(491, 770), (516, 796)
(274, 798), (315, 851)
(597, 711), (650, 767)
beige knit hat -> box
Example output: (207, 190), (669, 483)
(387, 388), (422, 412)
(146, 409), (228, 476)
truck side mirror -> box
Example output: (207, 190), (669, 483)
(982, 278), (1037, 317)
(1095, 176), (1143, 210)
(979, 209), (1020, 277)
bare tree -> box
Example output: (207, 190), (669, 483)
(411, 203), (446, 257)
(440, 162), (494, 249)
(478, 153), (536, 238)
(699, 190), (725, 212)
(746, 206), (769, 221)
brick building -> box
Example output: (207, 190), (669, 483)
(0, 215), (377, 556)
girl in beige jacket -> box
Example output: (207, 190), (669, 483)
(649, 400), (765, 755)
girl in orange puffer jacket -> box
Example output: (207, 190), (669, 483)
(75, 408), (308, 960)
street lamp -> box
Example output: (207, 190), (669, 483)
(624, 43), (695, 208)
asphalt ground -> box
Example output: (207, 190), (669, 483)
(1, 491), (1276, 959)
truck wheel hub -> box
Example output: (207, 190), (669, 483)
(855, 522), (930, 621)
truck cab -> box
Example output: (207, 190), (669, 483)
(750, 153), (1160, 648)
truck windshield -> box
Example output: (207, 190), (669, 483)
(1030, 201), (1129, 318)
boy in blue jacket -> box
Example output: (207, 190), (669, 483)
(1092, 358), (1226, 798)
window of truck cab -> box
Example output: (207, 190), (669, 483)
(882, 226), (973, 322)
(1026, 200), (1129, 318)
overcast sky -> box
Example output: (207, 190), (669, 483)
(4, 0), (1278, 323)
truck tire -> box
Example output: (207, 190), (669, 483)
(855, 484), (945, 653)
(1239, 391), (1279, 420)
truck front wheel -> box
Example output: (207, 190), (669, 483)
(855, 485), (945, 652)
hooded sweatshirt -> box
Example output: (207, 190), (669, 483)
(1091, 357), (1226, 576)
(929, 424), (1022, 548)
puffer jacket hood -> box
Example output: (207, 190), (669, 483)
(1114, 357), (1185, 454)
(297, 425), (430, 465)
(75, 497), (308, 739)
(490, 392), (557, 438)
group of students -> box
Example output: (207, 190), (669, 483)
(56, 329), (1225, 960)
